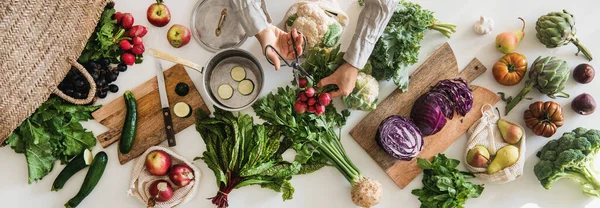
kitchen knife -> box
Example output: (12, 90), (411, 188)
(155, 59), (177, 147)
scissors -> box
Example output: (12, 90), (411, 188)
(263, 31), (314, 82)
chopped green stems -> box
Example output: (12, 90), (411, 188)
(429, 22), (457, 38)
(572, 38), (593, 61)
(324, 141), (359, 177)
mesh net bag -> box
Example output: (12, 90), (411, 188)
(464, 104), (526, 184)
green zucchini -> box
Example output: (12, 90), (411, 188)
(173, 102), (192, 118)
(217, 84), (233, 100)
(230, 66), (246, 81)
(175, 82), (190, 96)
(52, 149), (93, 191)
(238, 79), (254, 95)
(119, 91), (137, 154)
(65, 151), (108, 208)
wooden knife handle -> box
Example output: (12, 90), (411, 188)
(162, 108), (176, 146)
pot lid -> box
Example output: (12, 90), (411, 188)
(191, 0), (247, 52)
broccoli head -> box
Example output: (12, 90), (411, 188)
(534, 127), (600, 197)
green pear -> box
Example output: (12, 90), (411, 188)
(467, 145), (490, 168)
(487, 145), (519, 174)
(498, 119), (524, 144)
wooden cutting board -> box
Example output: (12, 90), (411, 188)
(349, 43), (499, 189)
(92, 64), (209, 164)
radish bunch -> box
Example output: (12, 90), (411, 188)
(113, 12), (147, 66)
(294, 78), (332, 116)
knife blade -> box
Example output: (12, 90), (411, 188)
(155, 59), (176, 147)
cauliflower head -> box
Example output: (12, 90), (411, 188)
(342, 70), (379, 111)
(286, 3), (343, 48)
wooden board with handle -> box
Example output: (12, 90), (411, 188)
(92, 64), (209, 164)
(349, 43), (500, 189)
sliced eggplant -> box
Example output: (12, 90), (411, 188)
(238, 79), (254, 96)
(230, 66), (246, 82)
(173, 102), (192, 118)
(175, 82), (190, 96)
(217, 84), (234, 100)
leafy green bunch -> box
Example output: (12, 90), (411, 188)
(5, 97), (100, 183)
(534, 127), (600, 197)
(412, 154), (484, 208)
(370, 1), (456, 91)
(78, 6), (126, 63)
(195, 108), (325, 208)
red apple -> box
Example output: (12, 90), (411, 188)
(167, 24), (191, 48)
(147, 0), (171, 27)
(169, 164), (195, 187)
(145, 150), (172, 176)
(149, 180), (173, 202)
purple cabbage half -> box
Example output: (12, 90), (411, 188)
(410, 93), (448, 136)
(376, 115), (424, 161)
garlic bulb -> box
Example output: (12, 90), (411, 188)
(473, 16), (494, 35)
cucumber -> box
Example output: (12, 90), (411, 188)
(238, 79), (254, 95)
(173, 102), (192, 118)
(65, 151), (108, 208)
(175, 82), (190, 96)
(230, 66), (246, 81)
(119, 91), (137, 154)
(217, 84), (233, 100)
(52, 149), (93, 191)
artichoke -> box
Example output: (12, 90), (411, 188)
(504, 56), (570, 115)
(536, 10), (593, 61)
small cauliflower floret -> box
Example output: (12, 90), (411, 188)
(288, 4), (342, 48)
(342, 70), (379, 111)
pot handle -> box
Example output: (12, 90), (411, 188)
(53, 58), (97, 105)
(147, 48), (204, 73)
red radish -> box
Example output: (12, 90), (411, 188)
(126, 25), (148, 38)
(131, 44), (145, 55)
(121, 13), (134, 29)
(308, 105), (316, 113)
(304, 87), (315, 97)
(113, 12), (123, 24)
(169, 164), (195, 187)
(318, 93), (332, 106)
(298, 78), (308, 88)
(132, 36), (144, 45)
(149, 180), (174, 202)
(298, 91), (308, 102)
(119, 40), (133, 50)
(121, 52), (136, 66)
(308, 97), (317, 106)
(315, 104), (326, 116)
(294, 100), (307, 114)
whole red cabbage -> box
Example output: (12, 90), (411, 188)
(377, 115), (424, 161)
(410, 93), (448, 136)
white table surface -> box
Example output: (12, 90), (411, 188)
(3, 0), (600, 207)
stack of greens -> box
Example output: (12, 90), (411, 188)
(195, 108), (325, 208)
(369, 1), (456, 91)
(5, 97), (99, 183)
(253, 86), (383, 207)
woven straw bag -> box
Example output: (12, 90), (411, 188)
(128, 146), (202, 207)
(0, 0), (110, 143)
(464, 104), (526, 184)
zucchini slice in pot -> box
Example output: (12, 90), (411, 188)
(175, 82), (190, 96)
(238, 79), (254, 95)
(230, 66), (246, 82)
(52, 149), (93, 191)
(218, 84), (233, 100)
(173, 102), (192, 118)
(65, 151), (108, 208)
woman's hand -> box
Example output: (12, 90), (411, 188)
(318, 62), (359, 97)
(255, 25), (304, 70)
